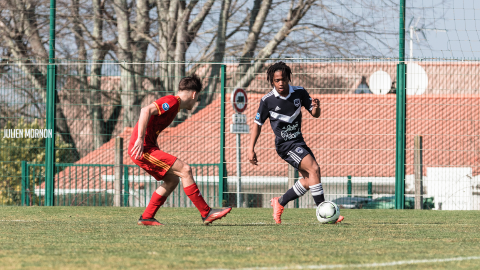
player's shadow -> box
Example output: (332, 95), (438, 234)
(208, 223), (279, 227)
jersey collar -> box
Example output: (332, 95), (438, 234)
(272, 85), (294, 100)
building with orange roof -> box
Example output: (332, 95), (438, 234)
(38, 61), (480, 209)
(40, 91), (480, 209)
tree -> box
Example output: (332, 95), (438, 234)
(0, 119), (73, 205)
(0, 0), (81, 161)
(1, 0), (443, 160)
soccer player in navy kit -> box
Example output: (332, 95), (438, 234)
(248, 62), (344, 224)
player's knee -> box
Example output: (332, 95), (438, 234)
(181, 163), (192, 178)
(308, 163), (320, 176)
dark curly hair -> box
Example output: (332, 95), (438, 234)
(179, 74), (203, 92)
(266, 61), (292, 86)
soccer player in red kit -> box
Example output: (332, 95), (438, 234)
(129, 74), (232, 225)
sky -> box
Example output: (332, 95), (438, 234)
(407, 0), (480, 59)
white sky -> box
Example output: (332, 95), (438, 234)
(408, 0), (480, 59)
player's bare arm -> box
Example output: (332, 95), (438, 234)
(248, 123), (262, 165)
(311, 98), (321, 118)
(130, 75), (231, 226)
(257, 62), (343, 224)
(131, 103), (159, 160)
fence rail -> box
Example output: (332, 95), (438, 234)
(21, 162), (391, 208)
(2, 59), (479, 210)
(20, 163), (220, 207)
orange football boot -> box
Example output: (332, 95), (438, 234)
(270, 197), (284, 224)
(202, 207), (232, 225)
(137, 215), (164, 226)
(335, 215), (344, 224)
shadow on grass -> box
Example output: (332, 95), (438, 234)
(213, 224), (279, 227)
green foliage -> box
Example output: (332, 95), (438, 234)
(0, 118), (74, 205)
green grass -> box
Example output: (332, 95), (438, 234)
(1, 207), (480, 269)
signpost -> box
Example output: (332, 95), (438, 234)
(230, 88), (249, 208)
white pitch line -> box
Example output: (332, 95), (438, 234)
(204, 256), (480, 270)
(0, 220), (32, 222)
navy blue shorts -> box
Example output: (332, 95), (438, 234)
(275, 140), (316, 169)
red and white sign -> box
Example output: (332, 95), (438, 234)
(231, 88), (248, 114)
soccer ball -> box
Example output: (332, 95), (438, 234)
(316, 201), (340, 224)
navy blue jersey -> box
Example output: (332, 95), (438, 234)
(254, 85), (313, 145)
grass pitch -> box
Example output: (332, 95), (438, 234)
(1, 207), (480, 269)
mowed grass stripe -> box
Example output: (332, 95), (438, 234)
(0, 207), (479, 270)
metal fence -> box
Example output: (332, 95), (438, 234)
(2, 0), (480, 210)
(21, 162), (219, 207)
(2, 59), (479, 210)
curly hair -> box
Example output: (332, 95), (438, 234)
(266, 61), (292, 85)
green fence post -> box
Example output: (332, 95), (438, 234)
(395, 0), (406, 209)
(45, 0), (57, 206)
(21, 161), (26, 206)
(124, 167), (129, 207)
(219, 64), (227, 207)
(26, 165), (30, 206)
(347, 175), (352, 197)
(368, 182), (373, 199)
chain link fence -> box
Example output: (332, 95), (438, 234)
(2, 59), (479, 209)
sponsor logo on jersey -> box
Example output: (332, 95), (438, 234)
(275, 106), (281, 111)
(294, 99), (301, 107)
(280, 122), (301, 141)
(162, 103), (170, 111)
(255, 113), (260, 120)
(295, 147), (304, 154)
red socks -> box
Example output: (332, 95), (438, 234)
(183, 183), (211, 217)
(142, 192), (167, 219)
(143, 184), (211, 219)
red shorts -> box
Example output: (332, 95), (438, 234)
(129, 146), (177, 181)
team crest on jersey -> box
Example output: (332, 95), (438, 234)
(255, 113), (260, 120)
(295, 147), (303, 154)
(162, 103), (170, 111)
(294, 99), (301, 107)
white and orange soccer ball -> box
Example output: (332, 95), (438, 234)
(316, 201), (340, 224)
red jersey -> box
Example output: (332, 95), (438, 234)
(129, 95), (181, 152)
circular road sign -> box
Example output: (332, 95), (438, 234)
(231, 88), (248, 114)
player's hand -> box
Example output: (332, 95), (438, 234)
(248, 149), (258, 166)
(312, 98), (320, 108)
(130, 138), (144, 160)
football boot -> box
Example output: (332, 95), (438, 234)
(137, 215), (163, 226)
(270, 197), (285, 224)
(202, 207), (232, 225)
(335, 215), (344, 224)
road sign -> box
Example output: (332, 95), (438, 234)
(231, 114), (249, 133)
(231, 88), (247, 114)
(230, 124), (250, 134)
(232, 114), (247, 124)
(230, 89), (248, 207)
